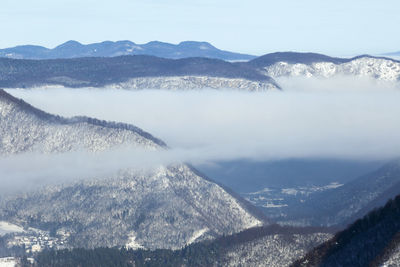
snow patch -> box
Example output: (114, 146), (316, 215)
(125, 233), (144, 250)
(0, 257), (17, 267)
(0, 222), (24, 236)
(263, 203), (288, 208)
(186, 228), (208, 245)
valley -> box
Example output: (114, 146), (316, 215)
(0, 43), (400, 266)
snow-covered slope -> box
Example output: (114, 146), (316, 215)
(107, 75), (277, 91)
(382, 243), (400, 267)
(0, 89), (164, 155)
(2, 165), (262, 249)
(382, 242), (400, 267)
(0, 89), (263, 250)
(249, 52), (400, 82)
(223, 232), (331, 267)
(264, 57), (400, 81)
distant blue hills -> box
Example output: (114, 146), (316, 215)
(0, 40), (256, 61)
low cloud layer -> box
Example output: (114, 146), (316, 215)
(2, 78), (400, 191)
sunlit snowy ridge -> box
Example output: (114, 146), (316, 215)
(262, 56), (400, 82)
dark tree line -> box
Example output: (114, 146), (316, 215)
(21, 224), (332, 267)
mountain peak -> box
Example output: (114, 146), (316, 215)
(178, 41), (216, 50)
(55, 40), (83, 49)
(249, 51), (350, 67)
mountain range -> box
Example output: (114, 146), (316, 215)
(0, 89), (265, 251)
(0, 40), (256, 61)
(0, 56), (279, 91)
(1, 47), (400, 266)
(248, 52), (400, 82)
(1, 51), (399, 91)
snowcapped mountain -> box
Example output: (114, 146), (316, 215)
(248, 52), (400, 82)
(0, 89), (264, 250)
(0, 40), (256, 61)
(2, 50), (399, 92)
(0, 89), (164, 155)
(2, 165), (262, 250)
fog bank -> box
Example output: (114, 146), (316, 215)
(7, 79), (400, 161)
(2, 78), (400, 192)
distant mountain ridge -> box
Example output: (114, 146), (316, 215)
(0, 56), (279, 90)
(248, 52), (351, 67)
(1, 51), (400, 91)
(248, 51), (400, 67)
(0, 40), (256, 61)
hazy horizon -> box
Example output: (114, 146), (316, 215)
(1, 0), (399, 56)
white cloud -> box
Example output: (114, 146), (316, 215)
(7, 81), (400, 162)
(3, 80), (400, 191)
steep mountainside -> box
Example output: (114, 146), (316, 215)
(1, 165), (262, 250)
(0, 89), (164, 155)
(0, 90), (264, 250)
(197, 159), (384, 223)
(248, 52), (400, 81)
(197, 159), (381, 192)
(285, 160), (400, 227)
(0, 40), (256, 61)
(292, 194), (400, 267)
(0, 56), (278, 90)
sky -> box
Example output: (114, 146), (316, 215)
(1, 0), (399, 56)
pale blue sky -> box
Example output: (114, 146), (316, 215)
(1, 0), (399, 56)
